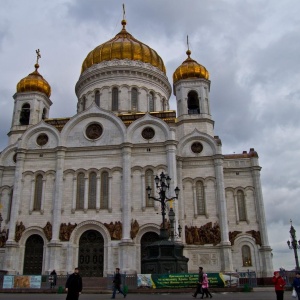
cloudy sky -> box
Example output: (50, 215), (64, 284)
(0, 0), (300, 271)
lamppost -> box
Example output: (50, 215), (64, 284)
(168, 207), (182, 241)
(287, 219), (300, 270)
(146, 172), (180, 240)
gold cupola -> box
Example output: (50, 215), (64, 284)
(17, 49), (51, 97)
(81, 19), (166, 74)
(173, 49), (209, 84)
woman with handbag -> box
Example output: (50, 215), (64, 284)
(292, 272), (300, 299)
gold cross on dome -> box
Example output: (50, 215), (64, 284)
(36, 49), (41, 64)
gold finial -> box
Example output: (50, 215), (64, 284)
(35, 49), (41, 70)
(186, 35), (191, 57)
(121, 4), (127, 29)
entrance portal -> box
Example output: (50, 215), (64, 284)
(78, 230), (104, 277)
(23, 234), (44, 275)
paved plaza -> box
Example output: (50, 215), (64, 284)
(0, 290), (281, 300)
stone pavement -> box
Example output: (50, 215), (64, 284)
(0, 288), (285, 300)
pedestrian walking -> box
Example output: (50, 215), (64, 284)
(272, 271), (286, 300)
(50, 269), (57, 289)
(65, 267), (83, 300)
(292, 272), (300, 299)
(112, 268), (127, 299)
(192, 266), (204, 298)
(201, 273), (212, 299)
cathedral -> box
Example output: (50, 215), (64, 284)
(0, 16), (273, 278)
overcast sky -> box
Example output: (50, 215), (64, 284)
(0, 0), (300, 271)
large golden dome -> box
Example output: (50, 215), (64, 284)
(17, 63), (51, 97)
(81, 20), (166, 74)
(173, 50), (209, 84)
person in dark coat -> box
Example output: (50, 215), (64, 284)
(112, 268), (126, 299)
(65, 268), (82, 300)
(272, 271), (286, 300)
(192, 267), (204, 298)
(50, 269), (57, 288)
(292, 272), (300, 300)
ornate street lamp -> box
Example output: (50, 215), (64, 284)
(168, 207), (182, 241)
(146, 172), (180, 240)
(287, 219), (300, 270)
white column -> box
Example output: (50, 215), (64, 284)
(214, 155), (233, 272)
(40, 178), (46, 214)
(0, 166), (3, 187)
(72, 177), (77, 213)
(96, 174), (100, 211)
(251, 157), (273, 276)
(84, 175), (88, 212)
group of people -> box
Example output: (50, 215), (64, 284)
(272, 271), (300, 300)
(64, 267), (126, 300)
(192, 267), (212, 299)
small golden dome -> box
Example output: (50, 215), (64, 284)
(17, 63), (51, 97)
(173, 50), (209, 84)
(81, 20), (166, 74)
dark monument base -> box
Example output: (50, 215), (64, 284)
(141, 239), (189, 274)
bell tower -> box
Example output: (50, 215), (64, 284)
(173, 48), (214, 137)
(9, 50), (52, 145)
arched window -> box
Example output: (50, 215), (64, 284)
(131, 88), (138, 111)
(196, 181), (205, 215)
(112, 87), (119, 111)
(82, 97), (86, 111)
(242, 245), (252, 266)
(95, 91), (100, 107)
(33, 174), (43, 211)
(76, 173), (85, 209)
(149, 92), (154, 112)
(145, 169), (154, 207)
(100, 171), (109, 209)
(237, 190), (246, 221)
(88, 172), (97, 209)
(188, 91), (200, 114)
(20, 103), (30, 125)
(42, 108), (47, 120)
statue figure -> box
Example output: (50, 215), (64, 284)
(15, 221), (26, 242)
(43, 221), (52, 241)
(130, 220), (139, 239)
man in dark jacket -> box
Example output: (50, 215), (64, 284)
(112, 268), (126, 299)
(65, 268), (82, 300)
(293, 272), (300, 300)
(192, 266), (204, 298)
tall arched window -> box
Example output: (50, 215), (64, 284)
(188, 91), (200, 114)
(100, 171), (109, 209)
(242, 245), (252, 266)
(196, 181), (205, 215)
(112, 87), (119, 111)
(237, 190), (246, 221)
(33, 174), (43, 211)
(7, 188), (13, 222)
(95, 91), (100, 107)
(82, 97), (86, 111)
(76, 173), (85, 209)
(42, 108), (47, 120)
(20, 103), (30, 125)
(145, 169), (154, 207)
(88, 172), (97, 209)
(131, 88), (138, 111)
(149, 92), (154, 112)
(162, 98), (167, 111)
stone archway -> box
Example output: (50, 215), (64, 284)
(140, 231), (160, 272)
(78, 230), (104, 277)
(23, 234), (44, 275)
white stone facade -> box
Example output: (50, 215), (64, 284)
(0, 37), (273, 278)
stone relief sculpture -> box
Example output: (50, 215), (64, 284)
(15, 221), (25, 242)
(246, 230), (262, 246)
(130, 219), (139, 239)
(104, 221), (122, 240)
(59, 222), (77, 241)
(43, 221), (52, 241)
(0, 229), (8, 248)
(229, 231), (242, 245)
(185, 222), (221, 245)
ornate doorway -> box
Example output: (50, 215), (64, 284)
(141, 231), (160, 272)
(78, 230), (104, 277)
(23, 234), (44, 275)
